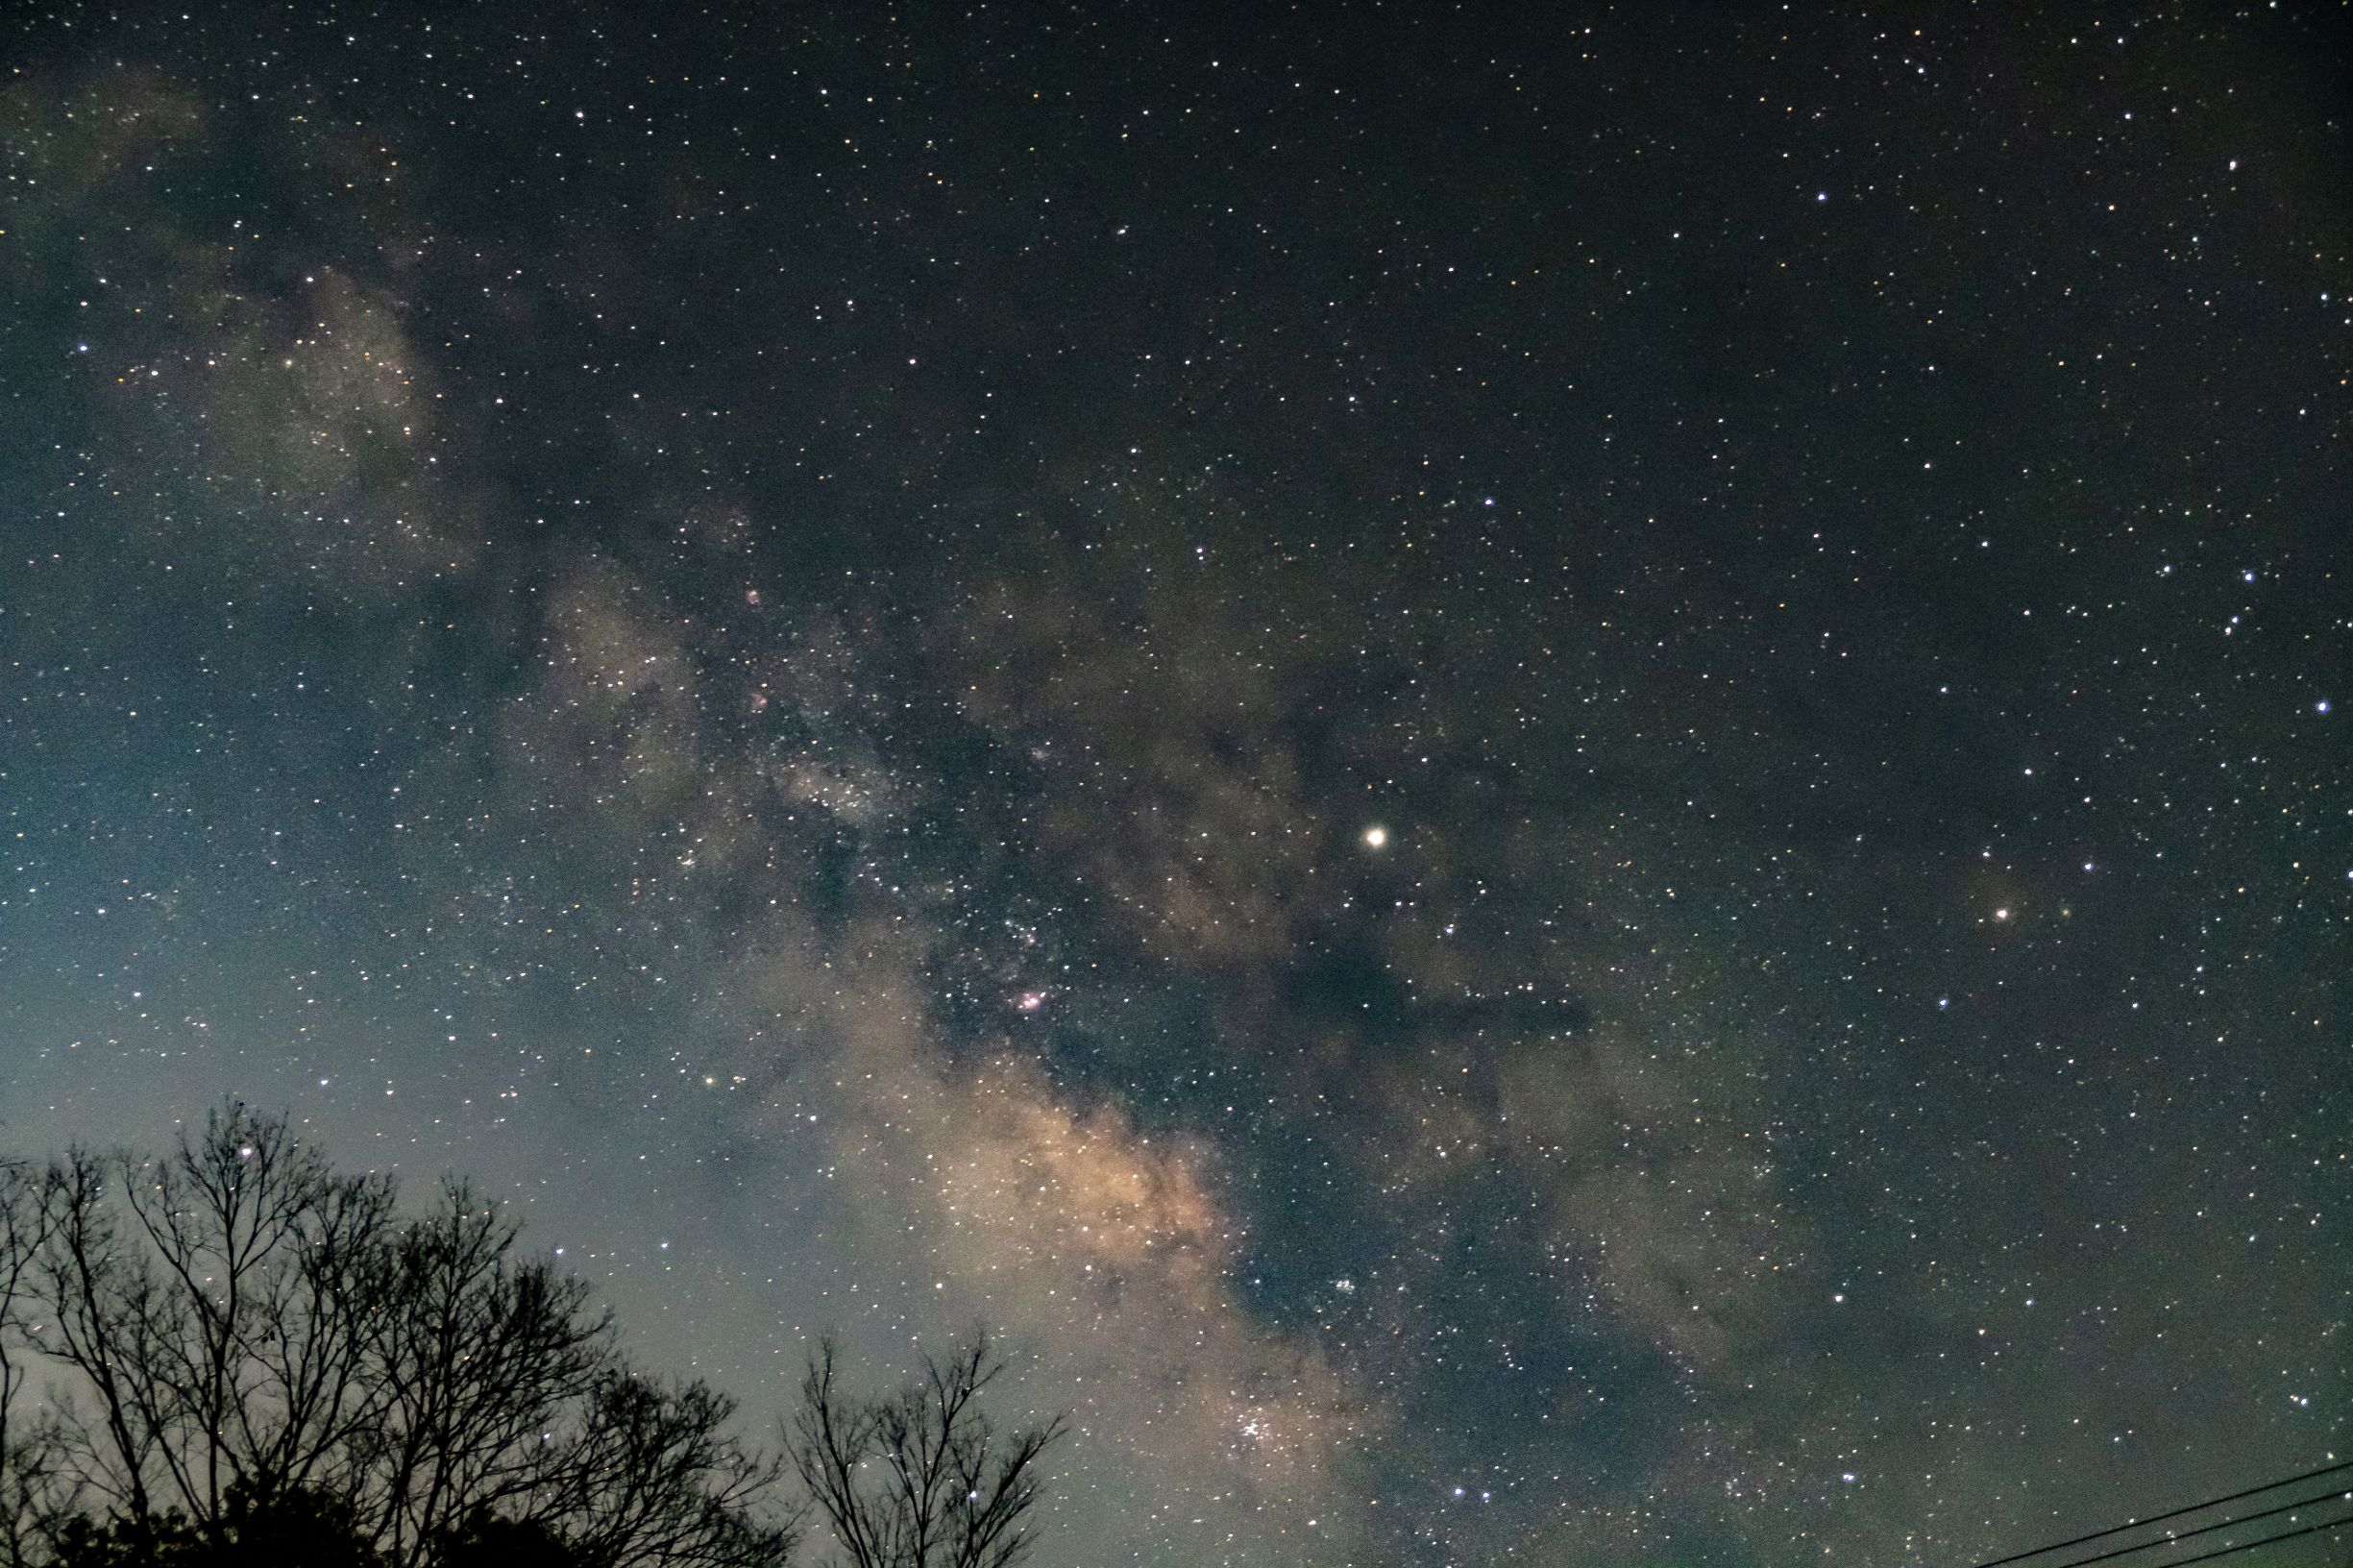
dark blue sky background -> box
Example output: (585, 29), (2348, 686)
(2, 4), (2345, 1564)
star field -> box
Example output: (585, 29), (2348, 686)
(1, 5), (2346, 1566)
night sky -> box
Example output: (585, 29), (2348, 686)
(2, 5), (2347, 1565)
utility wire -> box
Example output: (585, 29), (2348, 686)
(2131, 1510), (2353, 1568)
(2035, 1485), (2353, 1568)
(1973, 1460), (2353, 1568)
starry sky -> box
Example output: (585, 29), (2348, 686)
(1, 5), (2347, 1565)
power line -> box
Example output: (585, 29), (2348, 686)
(1973, 1461), (2353, 1568)
(2133, 1510), (2353, 1568)
(2037, 1485), (2353, 1568)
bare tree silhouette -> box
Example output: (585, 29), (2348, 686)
(785, 1333), (1064, 1568)
(0, 1108), (797, 1568)
(1, 1161), (66, 1564)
